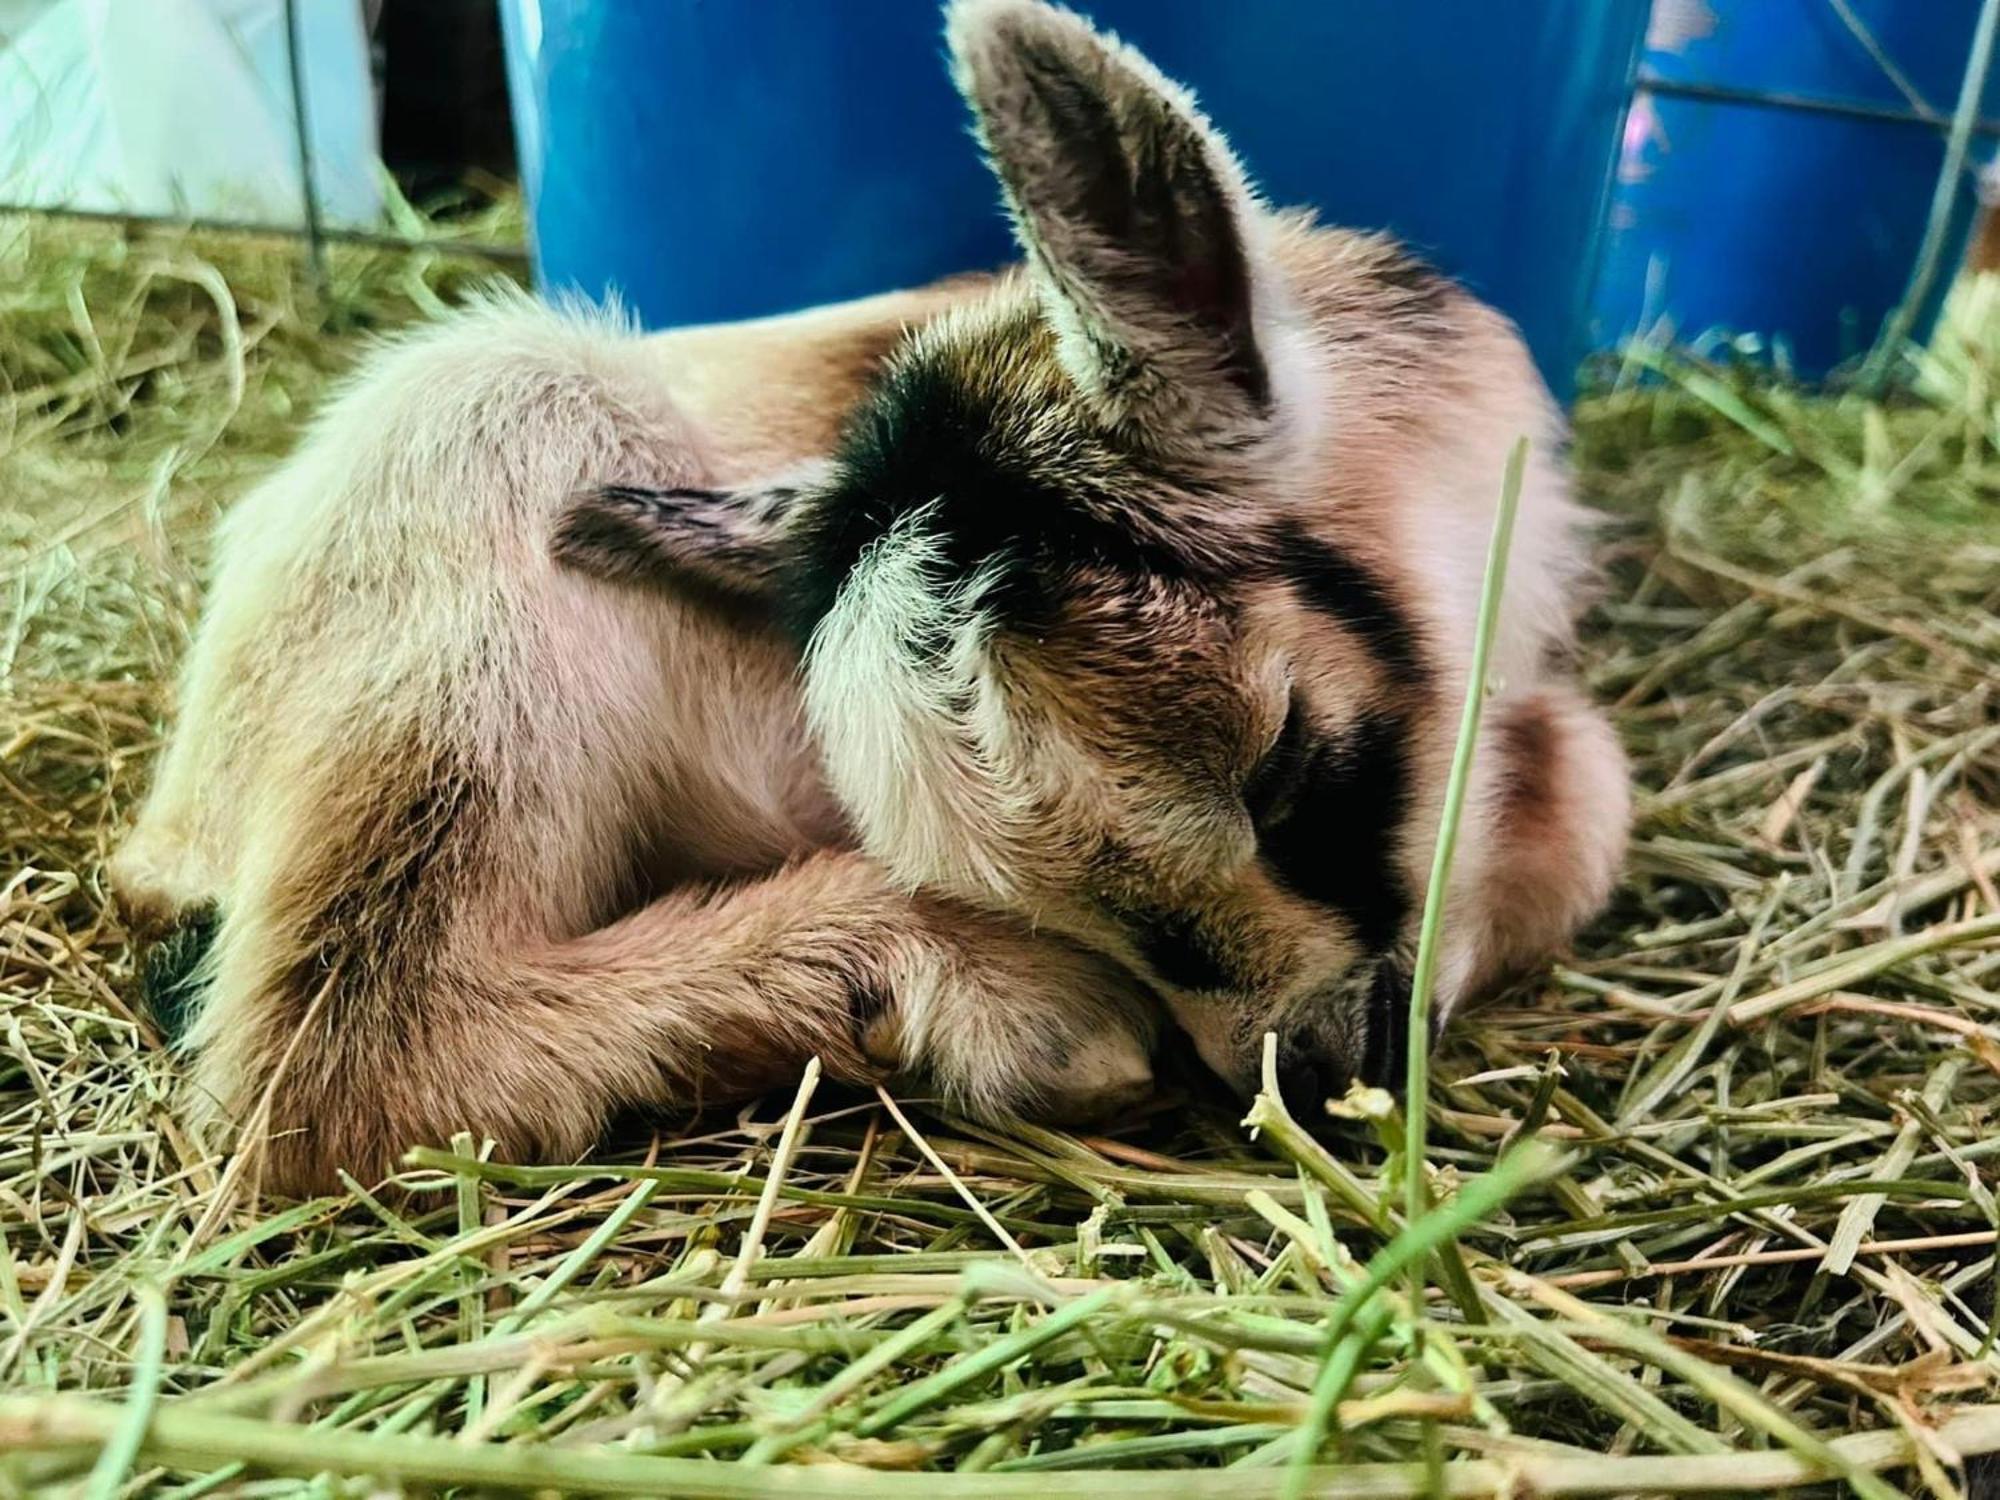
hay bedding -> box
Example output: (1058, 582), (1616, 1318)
(0, 210), (1997, 1497)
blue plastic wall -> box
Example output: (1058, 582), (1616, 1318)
(1595, 0), (2000, 376)
(500, 1), (1646, 398)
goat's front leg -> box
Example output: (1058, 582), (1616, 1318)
(190, 846), (1157, 1195)
(866, 888), (1162, 1125)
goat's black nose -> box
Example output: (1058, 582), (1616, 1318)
(1274, 1030), (1349, 1135)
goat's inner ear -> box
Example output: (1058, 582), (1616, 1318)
(949, 0), (1272, 431)
(551, 482), (801, 609)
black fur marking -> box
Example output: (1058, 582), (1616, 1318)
(1275, 525), (1427, 685)
(1274, 1042), (1329, 1122)
(1972, 1450), (2000, 1499)
(1254, 534), (1424, 953)
(1254, 709), (1412, 955)
(140, 903), (220, 1045)
(1358, 957), (1413, 1092)
(1127, 907), (1234, 993)
(553, 486), (787, 610)
(783, 344), (1216, 643)
(1274, 957), (1410, 1123)
(1366, 249), (1453, 319)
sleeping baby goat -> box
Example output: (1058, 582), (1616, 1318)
(557, 0), (1631, 1108)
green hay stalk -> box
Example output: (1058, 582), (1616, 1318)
(1403, 435), (1529, 1225)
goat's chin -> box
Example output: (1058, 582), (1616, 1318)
(1159, 992), (1257, 1099)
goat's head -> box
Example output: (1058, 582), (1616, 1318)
(558, 0), (1545, 1105)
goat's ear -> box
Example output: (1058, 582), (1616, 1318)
(551, 480), (807, 608)
(948, 0), (1273, 436)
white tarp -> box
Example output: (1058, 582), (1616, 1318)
(0, 0), (381, 228)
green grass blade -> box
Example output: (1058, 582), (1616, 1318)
(1406, 435), (1530, 1227)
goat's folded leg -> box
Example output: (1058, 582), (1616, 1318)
(860, 889), (1161, 1127)
(183, 845), (1156, 1195)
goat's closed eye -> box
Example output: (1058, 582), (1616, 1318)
(1244, 692), (1312, 829)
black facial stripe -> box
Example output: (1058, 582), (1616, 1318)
(1127, 906), (1234, 993)
(1254, 708), (1412, 955)
(1274, 524), (1427, 684)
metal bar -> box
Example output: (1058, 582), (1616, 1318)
(282, 0), (328, 290)
(0, 201), (529, 267)
(1573, 3), (1655, 393)
(1862, 0), (2000, 389)
(1826, 0), (1939, 120)
(1638, 73), (2000, 139)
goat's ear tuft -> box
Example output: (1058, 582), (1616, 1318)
(947, 0), (1272, 434)
(551, 481), (806, 609)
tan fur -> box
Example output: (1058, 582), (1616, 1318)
(114, 280), (1157, 1195)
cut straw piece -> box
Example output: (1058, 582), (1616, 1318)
(853, 1283), (1125, 1438)
(1619, 346), (1796, 455)
(1819, 1056), (1963, 1276)
(1474, 1287), (1728, 1456)
(874, 1085), (1041, 1272)
(701, 1060), (822, 1324)
(1616, 878), (1785, 1126)
(1727, 914), (2000, 1025)
(491, 1177), (662, 1336)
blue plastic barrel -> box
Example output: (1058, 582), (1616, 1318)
(499, 2), (1646, 398)
(1595, 0), (2000, 377)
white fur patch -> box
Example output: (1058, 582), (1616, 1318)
(802, 511), (1035, 902)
